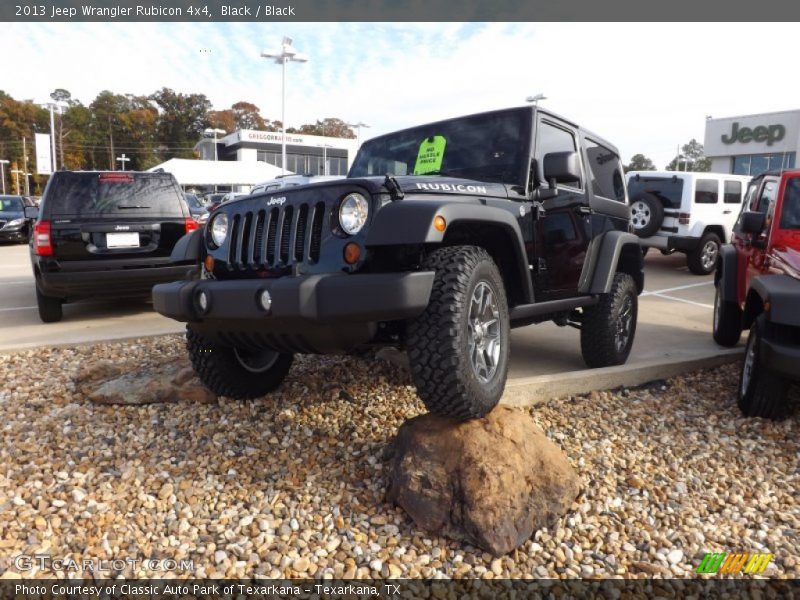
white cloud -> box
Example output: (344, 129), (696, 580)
(3, 22), (800, 168)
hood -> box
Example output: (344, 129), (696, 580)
(0, 210), (24, 219)
(772, 236), (800, 278)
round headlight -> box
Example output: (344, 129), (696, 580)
(210, 213), (229, 247)
(338, 193), (369, 235)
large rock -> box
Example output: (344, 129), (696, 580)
(386, 405), (581, 555)
(78, 358), (216, 405)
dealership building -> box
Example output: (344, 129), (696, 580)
(704, 109), (799, 176)
(194, 129), (359, 177)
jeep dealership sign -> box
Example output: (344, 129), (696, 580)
(705, 110), (800, 157)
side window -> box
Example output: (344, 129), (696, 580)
(585, 139), (625, 202)
(695, 179), (719, 204)
(723, 180), (742, 204)
(536, 121), (581, 189)
(780, 177), (800, 230)
(757, 180), (778, 216)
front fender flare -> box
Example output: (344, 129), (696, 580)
(365, 200), (533, 303)
(170, 229), (203, 263)
(715, 244), (739, 303)
(748, 275), (800, 328)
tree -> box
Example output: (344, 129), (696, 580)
(296, 118), (355, 138)
(149, 87), (211, 160)
(666, 138), (711, 172)
(231, 101), (265, 130)
(623, 153), (656, 173)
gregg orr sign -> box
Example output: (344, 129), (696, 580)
(722, 122), (786, 146)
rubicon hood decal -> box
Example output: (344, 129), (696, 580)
(414, 182), (489, 194)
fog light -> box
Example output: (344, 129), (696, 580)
(343, 242), (361, 265)
(258, 289), (272, 312)
(196, 290), (209, 314)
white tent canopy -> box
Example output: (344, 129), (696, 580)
(147, 158), (288, 188)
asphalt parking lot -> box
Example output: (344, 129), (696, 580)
(0, 243), (732, 379)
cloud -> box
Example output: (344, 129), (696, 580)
(3, 22), (800, 168)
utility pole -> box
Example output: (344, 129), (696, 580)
(11, 168), (22, 195)
(108, 115), (115, 170)
(22, 137), (30, 195)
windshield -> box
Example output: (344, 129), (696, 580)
(627, 176), (685, 209)
(349, 108), (532, 186)
(0, 196), (24, 212)
(45, 172), (184, 218)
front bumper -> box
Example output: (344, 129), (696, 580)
(152, 272), (435, 353)
(0, 228), (27, 242)
(760, 337), (800, 381)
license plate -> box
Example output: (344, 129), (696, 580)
(106, 232), (140, 248)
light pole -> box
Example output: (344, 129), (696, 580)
(0, 160), (8, 194)
(116, 153), (130, 171)
(317, 144), (333, 175)
(204, 128), (225, 161)
(261, 37), (309, 175)
(526, 93), (547, 107)
(346, 121), (371, 148)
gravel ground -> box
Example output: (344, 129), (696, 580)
(0, 335), (797, 579)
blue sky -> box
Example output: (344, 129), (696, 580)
(3, 22), (800, 168)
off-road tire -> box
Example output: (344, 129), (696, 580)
(630, 192), (664, 238)
(738, 318), (791, 419)
(407, 245), (510, 421)
(36, 286), (63, 323)
(712, 285), (742, 347)
(687, 232), (722, 275)
(580, 272), (638, 368)
(186, 327), (293, 399)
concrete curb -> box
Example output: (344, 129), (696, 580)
(501, 348), (744, 407)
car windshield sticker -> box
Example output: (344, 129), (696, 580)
(413, 135), (447, 175)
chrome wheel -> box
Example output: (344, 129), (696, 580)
(467, 281), (501, 383)
(615, 295), (634, 353)
(233, 347), (280, 374)
(701, 240), (719, 271)
(630, 201), (651, 230)
(741, 330), (757, 395)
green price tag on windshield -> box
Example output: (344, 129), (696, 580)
(413, 135), (447, 175)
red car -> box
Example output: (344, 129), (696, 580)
(713, 169), (800, 419)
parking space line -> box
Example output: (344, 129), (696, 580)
(0, 306), (36, 312)
(641, 281), (713, 296)
(644, 293), (714, 309)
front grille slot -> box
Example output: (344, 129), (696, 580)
(279, 206), (294, 264)
(226, 201), (326, 270)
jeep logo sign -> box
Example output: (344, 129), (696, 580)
(267, 196), (286, 206)
(722, 122), (786, 146)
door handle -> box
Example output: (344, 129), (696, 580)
(723, 210), (732, 215)
(575, 206), (592, 215)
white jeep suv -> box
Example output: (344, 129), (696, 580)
(627, 171), (751, 274)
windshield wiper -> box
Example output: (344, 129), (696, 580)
(117, 205), (151, 209)
(419, 170), (482, 182)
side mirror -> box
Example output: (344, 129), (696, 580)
(24, 206), (39, 219)
(543, 151), (581, 188)
(740, 211), (766, 235)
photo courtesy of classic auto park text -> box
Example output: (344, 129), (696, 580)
(0, 7), (797, 594)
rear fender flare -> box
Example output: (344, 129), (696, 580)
(582, 231), (643, 295)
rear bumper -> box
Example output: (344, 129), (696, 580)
(641, 235), (698, 253)
(37, 265), (197, 299)
(760, 338), (800, 380)
(152, 272), (435, 353)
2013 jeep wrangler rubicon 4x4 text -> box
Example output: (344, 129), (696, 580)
(153, 107), (644, 420)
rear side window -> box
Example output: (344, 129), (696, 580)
(585, 140), (625, 202)
(695, 179), (718, 204)
(780, 178), (800, 229)
(723, 180), (742, 204)
(627, 176), (684, 209)
(45, 173), (185, 218)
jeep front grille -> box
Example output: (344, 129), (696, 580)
(227, 202), (326, 270)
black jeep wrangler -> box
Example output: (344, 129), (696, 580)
(154, 107), (643, 419)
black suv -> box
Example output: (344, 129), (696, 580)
(154, 107), (643, 419)
(30, 171), (199, 323)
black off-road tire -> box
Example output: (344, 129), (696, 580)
(186, 327), (293, 399)
(407, 245), (510, 421)
(738, 318), (791, 419)
(36, 286), (63, 323)
(712, 285), (742, 347)
(580, 272), (638, 368)
(630, 193), (664, 238)
(687, 232), (722, 275)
